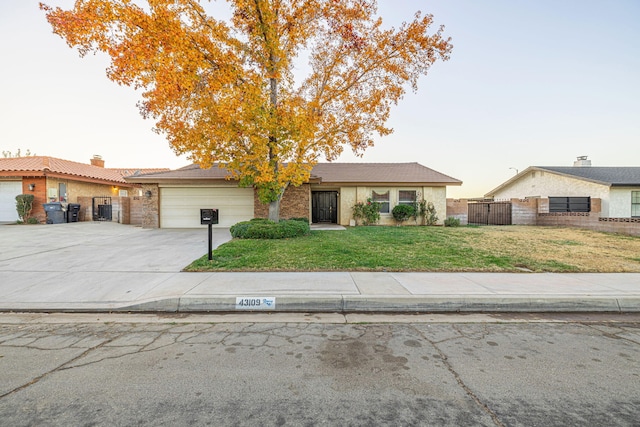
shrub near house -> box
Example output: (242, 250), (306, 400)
(392, 204), (415, 224)
(15, 194), (36, 224)
(230, 218), (310, 239)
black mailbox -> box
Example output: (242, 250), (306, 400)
(200, 208), (219, 225)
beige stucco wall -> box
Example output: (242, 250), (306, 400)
(333, 185), (447, 226)
(609, 187), (640, 218)
(45, 177), (133, 203)
(489, 171), (612, 216)
(338, 187), (357, 225)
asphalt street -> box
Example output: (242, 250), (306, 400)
(1, 313), (639, 426)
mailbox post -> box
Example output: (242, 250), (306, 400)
(200, 209), (219, 260)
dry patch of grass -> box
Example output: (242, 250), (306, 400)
(468, 226), (640, 272)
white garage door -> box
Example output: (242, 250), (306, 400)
(0, 181), (22, 222)
(160, 186), (254, 228)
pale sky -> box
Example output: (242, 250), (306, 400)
(1, 1), (638, 198)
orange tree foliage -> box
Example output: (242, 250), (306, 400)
(41, 0), (452, 217)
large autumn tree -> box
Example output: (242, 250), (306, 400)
(41, 0), (452, 221)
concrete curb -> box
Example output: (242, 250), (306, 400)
(6, 295), (632, 314)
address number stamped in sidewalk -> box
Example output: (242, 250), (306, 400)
(235, 297), (276, 310)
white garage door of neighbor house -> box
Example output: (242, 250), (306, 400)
(160, 187), (254, 228)
(0, 181), (22, 222)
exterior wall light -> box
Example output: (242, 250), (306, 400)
(28, 183), (36, 191)
(145, 190), (152, 198)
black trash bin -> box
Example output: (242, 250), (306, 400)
(43, 203), (65, 224)
(67, 203), (81, 223)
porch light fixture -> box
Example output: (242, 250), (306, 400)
(145, 190), (152, 198)
(28, 183), (35, 191)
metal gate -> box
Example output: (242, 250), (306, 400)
(92, 196), (112, 221)
(468, 201), (512, 225)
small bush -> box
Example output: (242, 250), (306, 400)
(444, 217), (461, 227)
(352, 198), (381, 225)
(391, 204), (415, 224)
(27, 217), (39, 224)
(229, 221), (252, 237)
(230, 219), (310, 239)
(288, 217), (309, 223)
(250, 218), (271, 223)
(15, 194), (34, 223)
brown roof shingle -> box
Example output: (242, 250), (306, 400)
(125, 162), (462, 186)
(310, 163), (461, 185)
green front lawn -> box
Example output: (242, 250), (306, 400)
(185, 226), (640, 272)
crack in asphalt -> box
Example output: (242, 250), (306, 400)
(411, 324), (506, 427)
(583, 323), (640, 346)
(0, 336), (116, 400)
(3, 320), (638, 425)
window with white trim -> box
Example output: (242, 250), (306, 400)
(632, 191), (640, 217)
(398, 190), (417, 206)
(372, 190), (390, 213)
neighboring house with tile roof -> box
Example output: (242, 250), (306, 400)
(484, 157), (640, 219)
(125, 162), (462, 228)
(0, 155), (169, 223)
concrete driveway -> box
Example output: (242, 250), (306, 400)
(2, 221), (639, 314)
(0, 222), (231, 273)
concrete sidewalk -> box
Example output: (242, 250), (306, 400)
(2, 270), (639, 314)
(1, 222), (639, 313)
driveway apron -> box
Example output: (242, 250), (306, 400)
(0, 222), (231, 308)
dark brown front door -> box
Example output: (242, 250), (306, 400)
(312, 191), (338, 223)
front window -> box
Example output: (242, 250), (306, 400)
(632, 191), (640, 217)
(59, 183), (67, 203)
(399, 190), (417, 206)
(549, 197), (590, 213)
(372, 190), (390, 213)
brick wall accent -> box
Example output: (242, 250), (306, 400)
(446, 199), (468, 225)
(446, 197), (638, 236)
(22, 177), (47, 223)
(141, 184), (160, 228)
(115, 197), (131, 224)
(254, 184), (311, 220)
(511, 198), (538, 225)
(130, 195), (143, 226)
(77, 196), (92, 221)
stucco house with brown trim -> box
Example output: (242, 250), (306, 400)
(0, 155), (168, 223)
(125, 162), (462, 228)
(485, 157), (640, 219)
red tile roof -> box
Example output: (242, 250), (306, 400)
(0, 156), (169, 185)
(125, 163), (234, 181)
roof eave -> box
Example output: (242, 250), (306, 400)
(316, 181), (462, 186)
(484, 166), (538, 197)
(125, 176), (237, 184)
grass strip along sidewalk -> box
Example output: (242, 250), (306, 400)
(186, 225), (640, 273)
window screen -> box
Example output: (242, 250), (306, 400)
(372, 190), (390, 213)
(632, 191), (640, 217)
(549, 197), (590, 213)
(398, 190), (417, 206)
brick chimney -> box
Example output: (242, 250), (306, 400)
(573, 156), (591, 167)
(90, 155), (105, 168)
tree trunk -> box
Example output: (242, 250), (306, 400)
(268, 199), (280, 222)
(267, 183), (288, 222)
